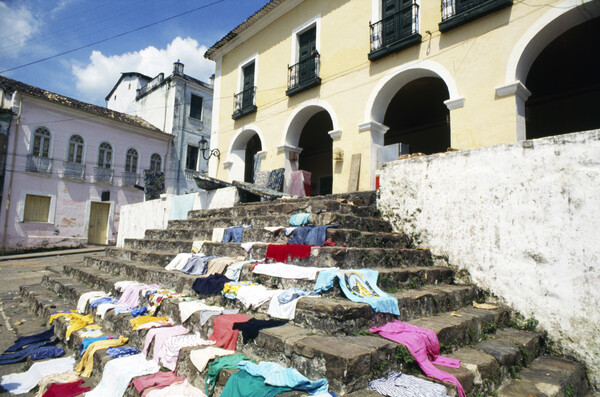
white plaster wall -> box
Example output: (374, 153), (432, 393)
(116, 187), (239, 247)
(377, 129), (600, 388)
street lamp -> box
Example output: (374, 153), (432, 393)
(199, 137), (220, 160)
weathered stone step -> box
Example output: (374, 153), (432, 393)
(168, 212), (393, 233)
(496, 355), (590, 396)
(104, 245), (432, 269)
(141, 228), (411, 250)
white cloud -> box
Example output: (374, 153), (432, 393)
(72, 37), (215, 103)
(0, 2), (40, 58)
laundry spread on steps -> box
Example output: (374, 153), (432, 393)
(85, 353), (160, 397)
(288, 225), (338, 246)
(222, 225), (252, 243)
(232, 318), (288, 343)
(2, 326), (54, 353)
(161, 333), (215, 370)
(146, 379), (207, 396)
(48, 312), (94, 340)
(209, 313), (251, 350)
(143, 325), (190, 363)
(237, 360), (329, 395)
(252, 261), (335, 280)
(34, 370), (80, 397)
(1, 356), (76, 394)
(265, 243), (312, 262)
(41, 378), (90, 397)
(76, 290), (109, 313)
(289, 212), (312, 226)
(132, 370), (185, 397)
(369, 371), (451, 397)
(192, 273), (233, 295)
(205, 353), (252, 396)
(189, 346), (235, 372)
(106, 346), (141, 358)
(75, 335), (129, 377)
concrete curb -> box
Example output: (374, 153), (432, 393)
(0, 247), (105, 261)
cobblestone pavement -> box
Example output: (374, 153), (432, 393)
(0, 251), (102, 396)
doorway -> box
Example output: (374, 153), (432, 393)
(88, 202), (110, 245)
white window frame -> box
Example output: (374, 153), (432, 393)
(290, 14), (321, 65)
(125, 148), (139, 173)
(31, 126), (52, 158)
(371, 0), (421, 31)
(150, 153), (162, 172)
(66, 134), (86, 164)
(18, 190), (56, 223)
(97, 142), (113, 169)
(237, 53), (259, 94)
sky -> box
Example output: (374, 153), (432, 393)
(0, 0), (270, 105)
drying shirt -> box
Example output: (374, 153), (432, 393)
(370, 321), (464, 397)
(238, 361), (329, 395)
(35, 371), (80, 397)
(0, 340), (58, 364)
(252, 263), (332, 280)
(181, 255), (218, 275)
(267, 294), (302, 320)
(116, 284), (160, 308)
(147, 289), (186, 314)
(135, 320), (174, 330)
(85, 353), (159, 397)
(29, 346), (64, 361)
(265, 244), (311, 263)
(146, 379), (206, 397)
(212, 227), (226, 242)
(369, 371), (451, 397)
(1, 356), (76, 395)
(209, 313), (251, 350)
(106, 346), (141, 358)
(205, 354), (250, 396)
(77, 291), (108, 314)
(288, 225), (338, 246)
(189, 346), (235, 372)
(204, 256), (245, 276)
(42, 379), (89, 397)
(75, 335), (128, 377)
(89, 296), (117, 309)
(162, 333), (215, 370)
(201, 309), (239, 326)
(131, 316), (169, 331)
(289, 213), (311, 226)
(132, 370), (185, 397)
(96, 303), (116, 319)
(222, 281), (257, 299)
(114, 280), (143, 291)
(143, 325), (189, 364)
(179, 300), (224, 323)
(3, 326), (54, 353)
(192, 274), (232, 296)
(80, 336), (109, 355)
(236, 285), (280, 309)
(232, 319), (287, 343)
(78, 329), (103, 338)
(222, 226), (244, 243)
(220, 368), (293, 397)
(165, 253), (193, 271)
(314, 269), (400, 316)
(224, 261), (247, 282)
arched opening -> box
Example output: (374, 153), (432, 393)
(244, 134), (262, 183)
(525, 16), (600, 140)
(298, 110), (333, 195)
(383, 77), (450, 154)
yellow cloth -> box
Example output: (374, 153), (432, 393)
(130, 316), (168, 331)
(75, 335), (128, 377)
(222, 281), (256, 296)
(48, 310), (73, 324)
(49, 312), (94, 339)
(84, 324), (101, 331)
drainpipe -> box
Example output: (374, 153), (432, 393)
(176, 81), (188, 195)
(2, 92), (22, 255)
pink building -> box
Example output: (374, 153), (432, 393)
(0, 76), (171, 254)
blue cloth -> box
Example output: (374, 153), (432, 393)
(277, 288), (311, 304)
(266, 168), (285, 192)
(80, 336), (109, 356)
(238, 361), (329, 395)
(131, 307), (148, 317)
(0, 340), (58, 364)
(288, 225), (338, 246)
(168, 193), (196, 220)
(223, 226), (249, 243)
(106, 347), (140, 358)
(113, 306), (134, 316)
(289, 213), (311, 226)
(29, 346), (64, 361)
(180, 255), (217, 275)
(221, 368), (292, 397)
(89, 296), (117, 309)
(3, 327), (54, 353)
(144, 170), (165, 200)
(314, 269), (400, 316)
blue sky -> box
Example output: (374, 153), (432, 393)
(0, 0), (269, 105)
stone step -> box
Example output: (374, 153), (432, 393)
(496, 355), (590, 396)
(168, 212), (393, 233)
(103, 245), (432, 269)
(141, 228), (412, 250)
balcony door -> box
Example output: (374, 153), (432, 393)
(382, 0), (413, 46)
(242, 62), (255, 110)
(88, 202), (110, 245)
(298, 27), (316, 85)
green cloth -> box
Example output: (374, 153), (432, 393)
(205, 354), (251, 396)
(220, 369), (293, 397)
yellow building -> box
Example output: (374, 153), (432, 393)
(205, 0), (600, 194)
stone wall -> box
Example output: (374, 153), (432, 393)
(117, 187), (239, 247)
(378, 130), (600, 388)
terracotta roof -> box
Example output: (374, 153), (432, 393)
(0, 75), (168, 136)
(205, 0), (285, 60)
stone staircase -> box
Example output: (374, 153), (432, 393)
(16, 191), (592, 396)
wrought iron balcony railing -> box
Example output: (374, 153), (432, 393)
(286, 52), (321, 96)
(232, 86), (257, 120)
(26, 155), (52, 175)
(369, 2), (421, 61)
(439, 0), (513, 32)
(184, 169), (206, 181)
(63, 161), (85, 179)
(121, 171), (138, 187)
(93, 166), (113, 184)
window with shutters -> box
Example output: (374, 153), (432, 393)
(23, 194), (51, 222)
(439, 0), (513, 32)
(97, 142), (112, 168)
(67, 135), (84, 163)
(150, 153), (162, 171)
(286, 16), (321, 96)
(186, 145), (199, 170)
(125, 148), (138, 173)
(233, 60), (257, 119)
(369, 0), (421, 61)
(32, 127), (51, 158)
(190, 94), (203, 120)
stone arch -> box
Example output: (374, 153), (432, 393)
(226, 125), (265, 182)
(281, 99), (339, 148)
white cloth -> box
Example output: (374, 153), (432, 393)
(162, 333), (215, 371)
(263, 226), (285, 233)
(211, 228), (226, 242)
(1, 356), (76, 394)
(189, 346), (235, 372)
(96, 303), (116, 319)
(267, 294), (319, 320)
(252, 263), (335, 280)
(236, 285), (280, 309)
(178, 300), (224, 323)
(114, 280), (143, 291)
(77, 291), (108, 313)
(285, 227), (296, 236)
(86, 354), (159, 397)
(165, 253), (193, 271)
(240, 242), (266, 252)
(146, 379), (206, 397)
(224, 261), (250, 282)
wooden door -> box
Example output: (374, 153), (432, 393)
(298, 27), (317, 84)
(242, 62), (255, 109)
(88, 202), (110, 245)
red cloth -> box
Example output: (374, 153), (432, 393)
(265, 244), (311, 263)
(43, 379), (90, 397)
(131, 370), (185, 397)
(209, 313), (251, 350)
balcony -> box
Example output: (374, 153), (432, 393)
(121, 171), (138, 187)
(286, 53), (321, 96)
(26, 155), (52, 175)
(369, 3), (421, 61)
(232, 86), (257, 120)
(439, 0), (513, 32)
(184, 169), (206, 182)
(63, 161), (85, 180)
(93, 167), (113, 184)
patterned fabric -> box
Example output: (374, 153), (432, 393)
(369, 371), (450, 397)
(143, 170), (165, 201)
(266, 168), (285, 192)
(254, 170), (270, 188)
(106, 347), (141, 358)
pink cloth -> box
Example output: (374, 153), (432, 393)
(116, 284), (160, 308)
(131, 371), (185, 397)
(289, 170), (311, 196)
(370, 320), (465, 397)
(143, 325), (189, 363)
(209, 313), (251, 350)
